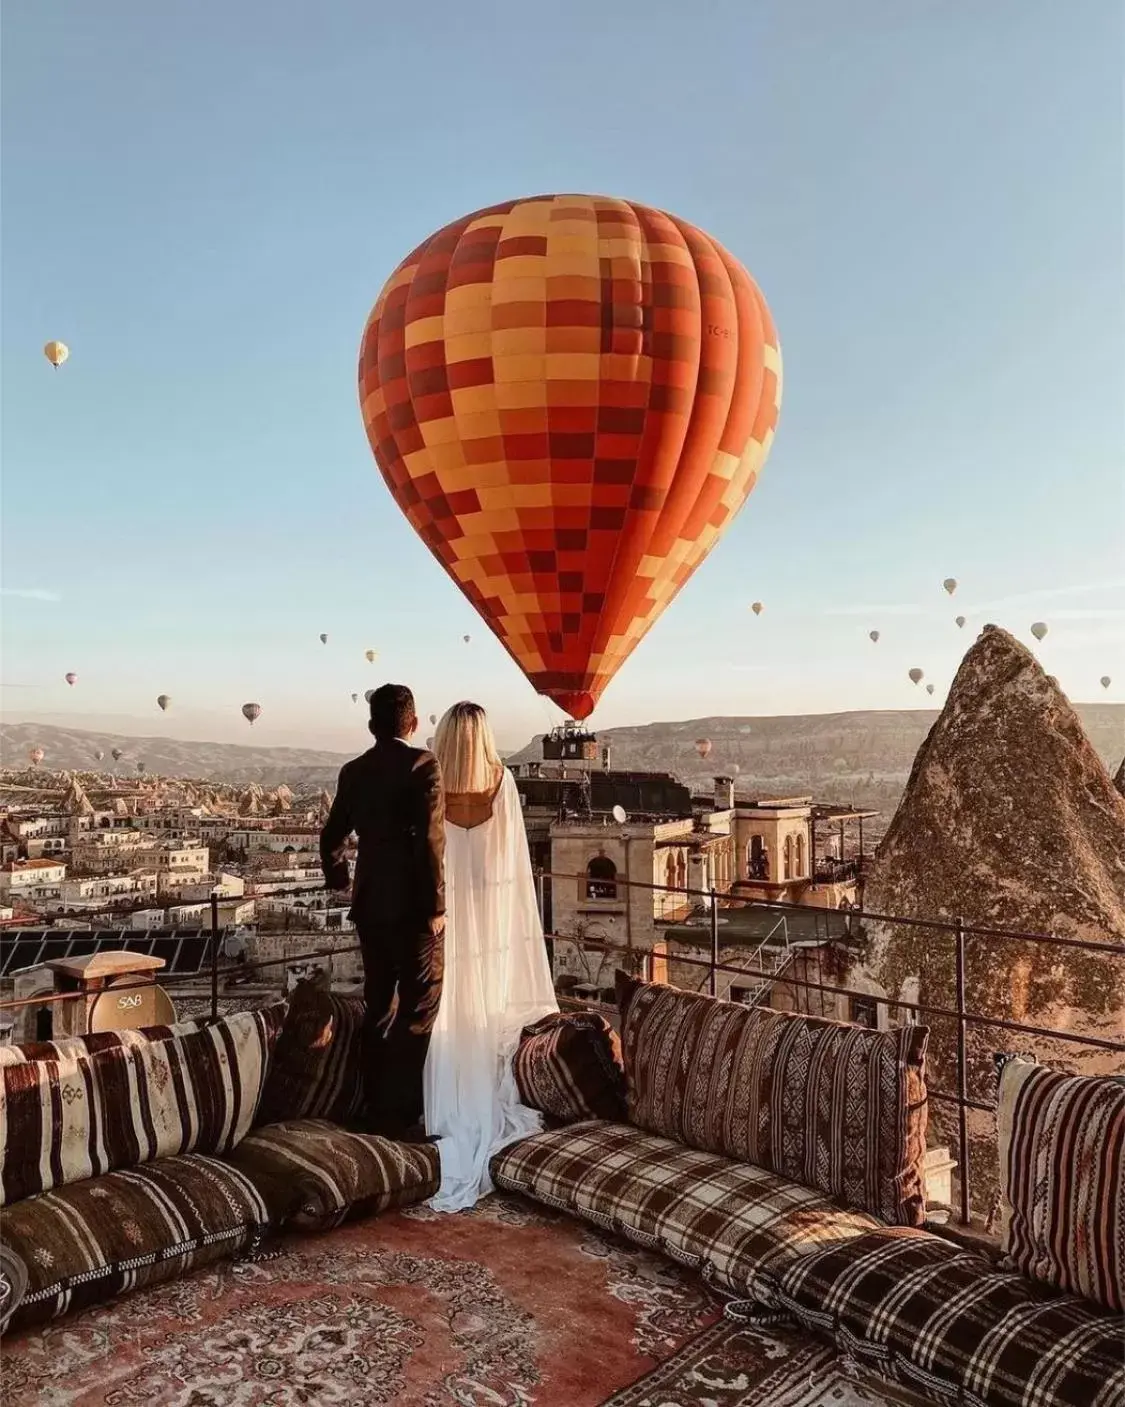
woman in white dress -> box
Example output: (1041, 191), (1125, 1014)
(423, 701), (558, 1211)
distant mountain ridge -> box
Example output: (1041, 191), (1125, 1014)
(4, 707), (1121, 826)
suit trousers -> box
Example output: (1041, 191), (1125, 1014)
(357, 919), (444, 1131)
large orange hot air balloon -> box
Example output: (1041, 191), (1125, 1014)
(359, 194), (782, 720)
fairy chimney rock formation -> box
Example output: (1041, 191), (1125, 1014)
(1115, 756), (1125, 801)
(862, 625), (1125, 1075)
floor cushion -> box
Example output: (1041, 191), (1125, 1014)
(0, 1016), (212, 1067)
(255, 983), (365, 1127)
(223, 1118), (440, 1230)
(0, 1003), (286, 1206)
(2, 1154), (271, 1331)
(751, 1226), (1125, 1407)
(997, 1055), (1124, 1311)
(490, 1119), (880, 1295)
(513, 1011), (626, 1123)
(0, 1243), (28, 1336)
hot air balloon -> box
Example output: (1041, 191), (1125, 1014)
(28, 746), (44, 767)
(462, 635), (471, 645)
(1030, 622), (1048, 642)
(364, 689), (375, 704)
(242, 702), (261, 726)
(429, 713), (437, 725)
(359, 194), (782, 721)
(926, 684), (935, 695)
(426, 736), (435, 750)
(94, 750), (104, 762)
(751, 602), (764, 616)
(869, 630), (880, 643)
(111, 747), (124, 762)
(1101, 676), (1112, 690)
(319, 633), (328, 645)
(943, 578), (958, 596)
(351, 692), (359, 703)
(909, 668), (924, 685)
(65, 672), (77, 686)
(365, 649), (377, 663)
(695, 738), (712, 759)
(157, 694), (170, 712)
(136, 761), (146, 775)
(955, 616), (966, 629)
(44, 341), (68, 369)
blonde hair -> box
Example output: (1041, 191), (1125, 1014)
(433, 701), (503, 794)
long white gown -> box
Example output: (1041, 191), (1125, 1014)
(423, 767), (558, 1211)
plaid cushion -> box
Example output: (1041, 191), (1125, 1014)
(997, 1056), (1124, 1312)
(753, 1228), (1125, 1407)
(255, 983), (365, 1127)
(223, 1118), (440, 1231)
(616, 971), (929, 1226)
(513, 1011), (626, 1123)
(2, 1154), (271, 1331)
(489, 1119), (880, 1294)
(0, 1004), (286, 1207)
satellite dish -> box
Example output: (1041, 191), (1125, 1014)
(611, 804), (628, 825)
(89, 977), (176, 1032)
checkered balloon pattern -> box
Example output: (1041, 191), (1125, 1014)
(358, 194), (782, 720)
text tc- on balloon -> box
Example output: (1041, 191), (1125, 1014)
(359, 194), (781, 719)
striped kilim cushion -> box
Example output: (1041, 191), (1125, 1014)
(0, 1017), (212, 1068)
(224, 1118), (440, 1230)
(255, 983), (365, 1127)
(489, 1119), (880, 1295)
(997, 1056), (1124, 1312)
(2, 1154), (271, 1331)
(0, 1242), (28, 1337)
(752, 1228), (1125, 1407)
(0, 1004), (286, 1206)
(513, 1011), (626, 1123)
(616, 972), (929, 1226)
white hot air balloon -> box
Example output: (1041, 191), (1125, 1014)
(365, 649), (377, 663)
(44, 340), (69, 369)
(65, 672), (77, 686)
(868, 630), (880, 643)
(955, 616), (966, 629)
(1030, 622), (1048, 642)
(29, 746), (44, 767)
(908, 668), (924, 685)
(943, 578), (958, 596)
(1101, 676), (1112, 690)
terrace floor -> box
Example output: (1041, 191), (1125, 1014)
(2, 1193), (904, 1407)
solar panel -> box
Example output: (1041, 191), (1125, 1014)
(150, 937), (180, 966)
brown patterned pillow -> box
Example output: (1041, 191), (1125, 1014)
(997, 1056), (1124, 1311)
(255, 982), (365, 1126)
(615, 972), (929, 1226)
(0, 1017), (212, 1068)
(512, 1012), (626, 1123)
(0, 1003), (286, 1206)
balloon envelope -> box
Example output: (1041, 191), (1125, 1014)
(351, 692), (358, 703)
(65, 672), (77, 686)
(319, 633), (328, 645)
(29, 746), (44, 765)
(44, 340), (68, 368)
(157, 694), (170, 712)
(94, 750), (104, 761)
(111, 748), (124, 762)
(751, 602), (764, 616)
(1030, 622), (1048, 641)
(1101, 676), (1112, 689)
(943, 578), (957, 595)
(926, 684), (935, 695)
(695, 738), (712, 758)
(869, 630), (880, 643)
(365, 649), (376, 663)
(955, 616), (966, 628)
(242, 702), (261, 725)
(909, 668), (924, 685)
(429, 713), (437, 724)
(359, 194), (782, 720)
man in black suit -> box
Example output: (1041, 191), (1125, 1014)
(320, 683), (445, 1140)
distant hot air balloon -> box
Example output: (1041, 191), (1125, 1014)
(955, 616), (966, 629)
(359, 194), (782, 721)
(242, 702), (262, 726)
(111, 747), (124, 762)
(365, 649), (377, 663)
(136, 761), (146, 775)
(1101, 676), (1112, 690)
(943, 578), (958, 596)
(909, 668), (924, 685)
(926, 684), (935, 695)
(364, 689), (375, 704)
(426, 736), (435, 750)
(429, 713), (437, 725)
(1030, 622), (1048, 642)
(732, 763), (741, 774)
(462, 635), (471, 645)
(157, 694), (171, 712)
(351, 692), (359, 703)
(751, 602), (764, 617)
(28, 746), (44, 767)
(319, 633), (328, 645)
(44, 341), (68, 369)
(695, 738), (712, 759)
(94, 750), (104, 761)
(65, 672), (77, 686)
(869, 630), (880, 643)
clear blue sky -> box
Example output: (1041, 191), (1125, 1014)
(2, 0), (1122, 751)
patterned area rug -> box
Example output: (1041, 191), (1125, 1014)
(2, 1193), (722, 1406)
(603, 1315), (902, 1407)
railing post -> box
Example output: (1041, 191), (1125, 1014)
(709, 887), (719, 997)
(954, 915), (971, 1226)
(210, 891), (220, 1020)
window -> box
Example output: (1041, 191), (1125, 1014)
(585, 855), (617, 900)
(851, 995), (879, 1029)
(795, 832), (806, 878)
(748, 834), (769, 880)
(783, 834), (793, 880)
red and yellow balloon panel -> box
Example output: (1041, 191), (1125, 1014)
(359, 193), (781, 720)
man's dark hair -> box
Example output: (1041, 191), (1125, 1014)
(368, 683), (416, 741)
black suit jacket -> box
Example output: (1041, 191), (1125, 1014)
(319, 739), (445, 928)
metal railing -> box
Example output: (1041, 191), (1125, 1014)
(3, 879), (1123, 1229)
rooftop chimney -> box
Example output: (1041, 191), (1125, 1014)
(714, 775), (735, 810)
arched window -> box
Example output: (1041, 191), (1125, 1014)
(795, 832), (806, 878)
(664, 853), (677, 900)
(783, 834), (794, 880)
(748, 834), (768, 880)
(675, 852), (687, 893)
(585, 855), (617, 900)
